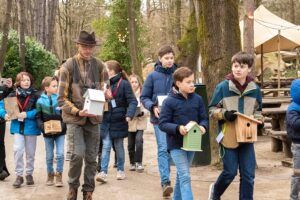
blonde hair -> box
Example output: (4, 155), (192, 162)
(129, 74), (142, 92)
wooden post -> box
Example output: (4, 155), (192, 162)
(260, 45), (264, 88)
(277, 30), (281, 89)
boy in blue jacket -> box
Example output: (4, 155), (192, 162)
(141, 45), (176, 197)
(286, 79), (300, 200)
(159, 67), (208, 200)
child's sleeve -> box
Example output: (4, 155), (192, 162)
(35, 100), (44, 131)
(159, 99), (178, 135)
(198, 97), (209, 132)
(0, 100), (7, 118)
(140, 74), (155, 112)
(253, 85), (263, 120)
(287, 111), (300, 131)
(124, 81), (138, 119)
(208, 84), (226, 121)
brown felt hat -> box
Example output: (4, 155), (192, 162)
(74, 30), (100, 46)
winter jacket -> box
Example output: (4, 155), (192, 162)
(286, 79), (300, 143)
(0, 88), (40, 135)
(36, 93), (66, 137)
(140, 62), (176, 124)
(128, 89), (148, 132)
(101, 73), (138, 139)
(0, 85), (13, 124)
(159, 88), (209, 151)
(58, 54), (105, 125)
(209, 79), (262, 148)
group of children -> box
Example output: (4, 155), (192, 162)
(1, 44), (299, 200)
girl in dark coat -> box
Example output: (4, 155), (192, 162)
(96, 60), (137, 183)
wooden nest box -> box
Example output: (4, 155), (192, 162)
(235, 112), (262, 143)
(182, 121), (205, 151)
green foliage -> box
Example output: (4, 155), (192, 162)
(92, 0), (143, 72)
(1, 30), (58, 89)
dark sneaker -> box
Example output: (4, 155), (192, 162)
(162, 182), (173, 198)
(13, 176), (24, 188)
(46, 173), (54, 186)
(67, 187), (78, 200)
(0, 170), (9, 181)
(25, 174), (34, 185)
(83, 191), (93, 200)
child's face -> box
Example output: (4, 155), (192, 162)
(130, 77), (139, 91)
(176, 74), (195, 94)
(20, 75), (31, 89)
(45, 80), (58, 95)
(159, 52), (174, 68)
(107, 68), (116, 79)
(231, 61), (251, 81)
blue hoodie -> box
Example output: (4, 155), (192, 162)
(286, 79), (300, 143)
(140, 61), (176, 124)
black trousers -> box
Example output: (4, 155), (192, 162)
(0, 122), (9, 174)
(127, 130), (144, 164)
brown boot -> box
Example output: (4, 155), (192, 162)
(55, 172), (63, 187)
(25, 174), (34, 185)
(46, 173), (54, 186)
(83, 191), (93, 200)
(12, 176), (24, 188)
(67, 187), (78, 200)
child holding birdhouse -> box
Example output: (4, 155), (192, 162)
(208, 52), (263, 200)
(159, 66), (208, 200)
(36, 76), (66, 187)
(0, 72), (40, 188)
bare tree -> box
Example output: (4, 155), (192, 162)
(127, 0), (142, 77)
(17, 0), (26, 71)
(0, 0), (13, 74)
(243, 0), (255, 56)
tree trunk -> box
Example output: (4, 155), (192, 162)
(174, 0), (181, 42)
(0, 0), (13, 74)
(127, 0), (142, 78)
(45, 0), (59, 50)
(243, 0), (255, 55)
(290, 0), (295, 23)
(199, 0), (241, 163)
(17, 0), (26, 71)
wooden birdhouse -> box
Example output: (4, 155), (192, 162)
(83, 89), (105, 116)
(235, 112), (262, 143)
(4, 97), (20, 120)
(182, 121), (205, 151)
(44, 120), (62, 134)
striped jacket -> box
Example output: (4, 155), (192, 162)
(58, 54), (105, 125)
(209, 79), (262, 148)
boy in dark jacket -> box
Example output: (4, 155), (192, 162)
(141, 45), (176, 197)
(286, 79), (300, 200)
(208, 52), (262, 200)
(0, 78), (13, 181)
(159, 67), (208, 200)
(36, 76), (66, 187)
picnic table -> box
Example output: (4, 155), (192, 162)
(262, 98), (291, 158)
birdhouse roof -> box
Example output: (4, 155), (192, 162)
(185, 121), (201, 132)
(236, 112), (262, 124)
(83, 89), (105, 102)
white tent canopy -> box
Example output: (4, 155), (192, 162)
(240, 5), (300, 53)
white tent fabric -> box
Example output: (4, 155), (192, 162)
(240, 5), (300, 53)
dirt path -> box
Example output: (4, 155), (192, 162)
(0, 123), (291, 200)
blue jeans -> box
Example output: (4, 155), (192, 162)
(213, 143), (256, 200)
(100, 131), (125, 173)
(170, 149), (194, 200)
(44, 135), (65, 174)
(153, 125), (171, 185)
(291, 143), (300, 200)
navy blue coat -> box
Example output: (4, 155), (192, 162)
(159, 89), (209, 151)
(101, 73), (138, 139)
(140, 62), (176, 124)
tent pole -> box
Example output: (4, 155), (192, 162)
(277, 30), (281, 89)
(261, 45), (264, 88)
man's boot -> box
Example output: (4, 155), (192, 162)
(46, 173), (54, 186)
(83, 191), (93, 200)
(25, 174), (34, 185)
(67, 187), (78, 200)
(55, 172), (63, 187)
(12, 176), (24, 188)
